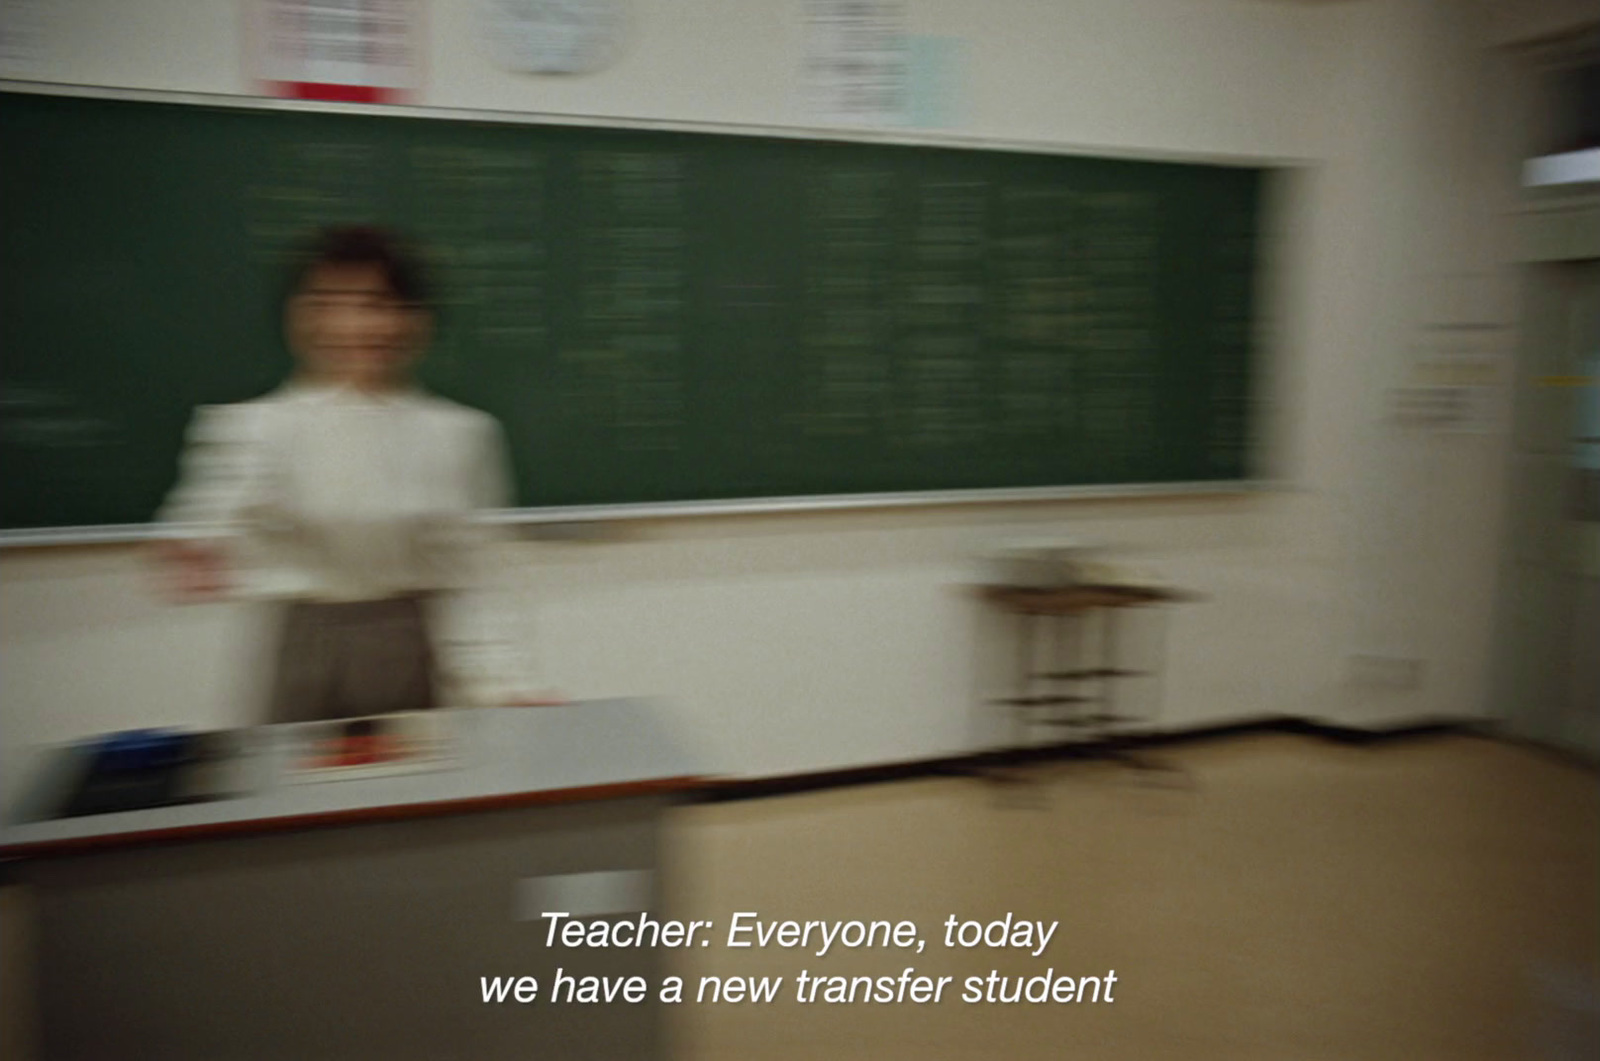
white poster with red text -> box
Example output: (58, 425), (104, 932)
(245, 0), (423, 104)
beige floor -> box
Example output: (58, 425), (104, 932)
(1, 734), (1593, 1060)
(660, 734), (1599, 1061)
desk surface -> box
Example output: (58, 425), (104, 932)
(1, 700), (708, 857)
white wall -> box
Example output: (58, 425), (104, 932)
(0, 0), (1536, 809)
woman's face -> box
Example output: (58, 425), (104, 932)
(289, 263), (425, 390)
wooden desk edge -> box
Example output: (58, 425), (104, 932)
(0, 774), (712, 860)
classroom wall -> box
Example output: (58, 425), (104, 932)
(0, 0), (1536, 809)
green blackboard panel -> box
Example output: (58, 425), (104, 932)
(0, 90), (1264, 531)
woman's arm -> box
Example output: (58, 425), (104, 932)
(430, 415), (563, 707)
(150, 403), (276, 602)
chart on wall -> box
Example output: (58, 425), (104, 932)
(0, 89), (1267, 533)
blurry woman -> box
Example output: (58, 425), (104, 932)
(154, 226), (555, 722)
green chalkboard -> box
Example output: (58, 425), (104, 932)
(0, 90), (1263, 532)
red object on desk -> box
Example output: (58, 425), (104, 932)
(310, 732), (401, 769)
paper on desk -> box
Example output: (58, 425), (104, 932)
(281, 711), (459, 784)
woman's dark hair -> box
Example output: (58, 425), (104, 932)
(287, 225), (431, 307)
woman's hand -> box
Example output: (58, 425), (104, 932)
(149, 539), (230, 602)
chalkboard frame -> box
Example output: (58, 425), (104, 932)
(0, 81), (1292, 546)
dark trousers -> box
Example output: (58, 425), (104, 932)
(268, 596), (438, 724)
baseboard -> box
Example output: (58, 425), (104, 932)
(689, 715), (1491, 804)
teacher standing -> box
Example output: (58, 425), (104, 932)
(155, 226), (553, 722)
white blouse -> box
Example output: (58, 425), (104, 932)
(157, 381), (541, 706)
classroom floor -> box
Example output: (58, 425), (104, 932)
(2, 732), (1593, 1060)
(660, 734), (1599, 1061)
